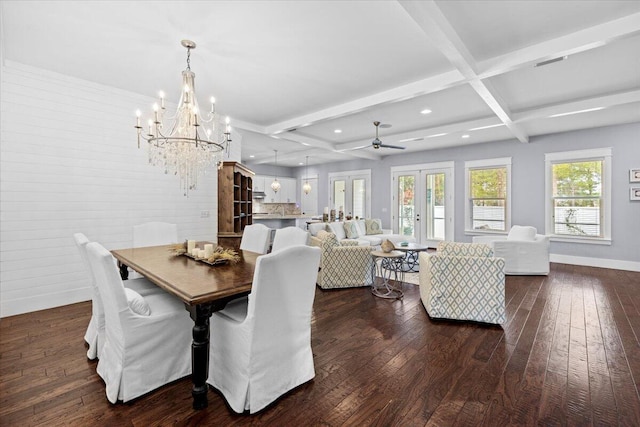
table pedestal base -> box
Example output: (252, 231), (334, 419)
(371, 253), (404, 300)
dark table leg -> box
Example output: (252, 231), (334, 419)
(117, 261), (129, 280)
(186, 303), (214, 410)
(185, 294), (248, 410)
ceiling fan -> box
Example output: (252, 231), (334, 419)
(371, 121), (405, 150)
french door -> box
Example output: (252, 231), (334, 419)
(328, 170), (371, 219)
(391, 162), (454, 246)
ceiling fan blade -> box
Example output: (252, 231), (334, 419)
(378, 143), (405, 150)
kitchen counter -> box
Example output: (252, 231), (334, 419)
(252, 214), (316, 230)
(253, 214), (314, 220)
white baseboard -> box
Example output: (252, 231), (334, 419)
(0, 288), (91, 318)
(550, 254), (640, 272)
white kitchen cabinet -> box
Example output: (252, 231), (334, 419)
(280, 178), (296, 203)
(256, 175), (296, 203)
(253, 176), (266, 193)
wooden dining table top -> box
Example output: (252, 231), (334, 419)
(111, 243), (259, 306)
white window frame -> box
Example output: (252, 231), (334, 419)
(544, 148), (612, 245)
(464, 157), (512, 235)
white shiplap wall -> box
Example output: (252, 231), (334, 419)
(0, 60), (232, 317)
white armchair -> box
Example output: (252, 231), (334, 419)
(419, 242), (506, 324)
(472, 225), (550, 275)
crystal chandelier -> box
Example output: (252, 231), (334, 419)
(302, 156), (312, 194)
(135, 40), (231, 196)
(271, 150), (281, 193)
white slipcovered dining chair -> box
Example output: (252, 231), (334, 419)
(239, 223), (271, 254)
(74, 233), (163, 360)
(271, 226), (309, 253)
(85, 241), (193, 403)
(133, 222), (178, 247)
(207, 245), (321, 414)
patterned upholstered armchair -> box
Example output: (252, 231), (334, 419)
(309, 230), (374, 289)
(418, 242), (506, 324)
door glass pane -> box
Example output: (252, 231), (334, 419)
(397, 175), (415, 237)
(426, 173), (445, 240)
(333, 180), (345, 212)
(352, 179), (365, 219)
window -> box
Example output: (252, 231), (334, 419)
(465, 158), (511, 233)
(545, 148), (611, 244)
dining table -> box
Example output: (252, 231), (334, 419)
(111, 243), (259, 410)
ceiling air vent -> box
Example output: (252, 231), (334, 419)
(534, 55), (568, 67)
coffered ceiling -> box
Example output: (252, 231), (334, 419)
(1, 1), (639, 167)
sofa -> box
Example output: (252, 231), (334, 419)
(419, 241), (506, 324)
(472, 225), (550, 275)
(309, 230), (374, 289)
(308, 219), (416, 248)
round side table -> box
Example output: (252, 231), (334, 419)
(371, 250), (405, 299)
(393, 242), (430, 272)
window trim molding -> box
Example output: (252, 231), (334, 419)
(544, 147), (612, 245)
(464, 157), (512, 234)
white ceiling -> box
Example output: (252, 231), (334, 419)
(1, 1), (639, 167)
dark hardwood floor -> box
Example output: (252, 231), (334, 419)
(1, 263), (639, 426)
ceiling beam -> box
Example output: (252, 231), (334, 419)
(479, 12), (640, 79)
(398, 0), (529, 143)
(264, 70), (464, 135)
(513, 89), (640, 122)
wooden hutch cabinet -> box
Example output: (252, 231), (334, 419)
(217, 161), (254, 250)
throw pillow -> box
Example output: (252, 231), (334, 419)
(327, 222), (347, 240)
(355, 220), (367, 236)
(343, 221), (359, 239)
(125, 288), (151, 316)
(317, 230), (340, 248)
(507, 225), (536, 241)
(365, 218), (383, 235)
(308, 222), (328, 236)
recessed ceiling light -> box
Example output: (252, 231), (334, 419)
(298, 162), (304, 165)
(249, 155), (255, 158)
(549, 107), (605, 118)
(462, 134), (470, 139)
(420, 109), (432, 115)
(426, 133), (447, 138)
(334, 129), (342, 134)
(469, 123), (505, 131)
